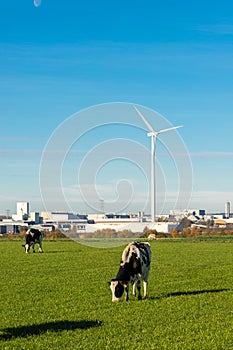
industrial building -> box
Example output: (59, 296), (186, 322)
(1, 200), (232, 235)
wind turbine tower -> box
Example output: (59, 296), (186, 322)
(134, 106), (182, 222)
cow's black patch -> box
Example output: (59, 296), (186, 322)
(116, 265), (131, 282)
(114, 282), (124, 298)
(115, 252), (141, 282)
(132, 254), (142, 274)
(141, 246), (151, 266)
(133, 241), (145, 250)
(141, 254), (147, 265)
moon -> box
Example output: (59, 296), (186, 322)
(34, 0), (42, 7)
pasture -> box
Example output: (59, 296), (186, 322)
(0, 239), (232, 349)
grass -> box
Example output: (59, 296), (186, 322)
(0, 239), (232, 349)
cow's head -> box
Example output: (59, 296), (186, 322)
(22, 244), (30, 253)
(108, 279), (125, 302)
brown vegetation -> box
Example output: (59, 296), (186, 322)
(170, 227), (233, 238)
(1, 228), (66, 240)
(80, 228), (141, 239)
(1, 226), (233, 240)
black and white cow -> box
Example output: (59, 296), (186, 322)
(22, 228), (43, 253)
(109, 241), (151, 302)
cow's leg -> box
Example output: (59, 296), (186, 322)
(38, 237), (43, 253)
(32, 243), (35, 253)
(137, 279), (142, 300)
(25, 244), (30, 253)
(143, 280), (148, 299)
(125, 285), (129, 301)
(132, 281), (136, 297)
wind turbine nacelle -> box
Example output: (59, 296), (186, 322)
(147, 132), (157, 137)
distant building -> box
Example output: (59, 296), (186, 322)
(87, 213), (141, 224)
(169, 209), (206, 221)
(17, 202), (29, 217)
(12, 202), (30, 221)
(28, 212), (43, 224)
(150, 222), (178, 233)
(40, 211), (88, 223)
(0, 220), (28, 234)
(225, 201), (231, 219)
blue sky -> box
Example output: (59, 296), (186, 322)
(0, 0), (233, 215)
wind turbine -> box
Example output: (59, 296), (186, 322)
(134, 105), (182, 222)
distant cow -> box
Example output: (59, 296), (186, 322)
(109, 241), (151, 302)
(22, 228), (43, 253)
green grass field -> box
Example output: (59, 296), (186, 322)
(0, 239), (232, 349)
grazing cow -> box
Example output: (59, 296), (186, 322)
(109, 241), (151, 302)
(22, 228), (43, 253)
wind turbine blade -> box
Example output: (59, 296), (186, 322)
(157, 125), (182, 134)
(133, 105), (155, 132)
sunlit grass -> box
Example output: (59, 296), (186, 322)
(0, 239), (232, 349)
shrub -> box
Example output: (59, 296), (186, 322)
(44, 229), (66, 239)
